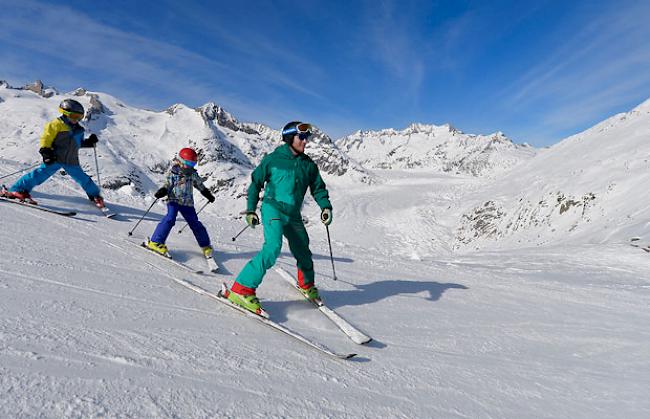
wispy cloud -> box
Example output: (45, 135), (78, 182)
(500, 2), (650, 120)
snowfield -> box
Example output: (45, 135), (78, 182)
(1, 83), (650, 418)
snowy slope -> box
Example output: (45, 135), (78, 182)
(1, 169), (649, 418)
(454, 98), (650, 251)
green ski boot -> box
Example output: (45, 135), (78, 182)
(224, 288), (267, 317)
(299, 284), (320, 301)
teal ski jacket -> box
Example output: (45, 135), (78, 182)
(247, 144), (332, 215)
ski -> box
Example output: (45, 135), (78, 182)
(0, 196), (77, 217)
(275, 267), (372, 345)
(206, 281), (355, 359)
(89, 201), (116, 218)
(205, 255), (219, 273)
(134, 240), (204, 274)
(99, 206), (117, 218)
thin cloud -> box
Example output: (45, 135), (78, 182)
(502, 3), (650, 108)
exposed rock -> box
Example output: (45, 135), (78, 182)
(85, 93), (106, 120)
(23, 80), (57, 98)
(197, 102), (258, 134)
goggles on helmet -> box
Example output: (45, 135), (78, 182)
(60, 108), (84, 122)
(282, 122), (313, 139)
(179, 158), (197, 167)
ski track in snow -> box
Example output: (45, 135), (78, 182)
(1, 168), (650, 418)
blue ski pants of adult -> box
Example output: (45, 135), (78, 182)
(151, 202), (211, 247)
(10, 162), (100, 197)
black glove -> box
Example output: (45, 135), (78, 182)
(81, 134), (98, 148)
(154, 187), (168, 199)
(201, 189), (215, 203)
(39, 147), (56, 165)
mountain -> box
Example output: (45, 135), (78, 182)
(0, 82), (371, 216)
(337, 123), (535, 176)
(454, 98), (650, 250)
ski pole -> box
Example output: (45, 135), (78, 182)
(231, 224), (250, 241)
(92, 144), (102, 191)
(128, 198), (159, 236)
(178, 200), (210, 234)
(325, 225), (338, 281)
(0, 163), (40, 180)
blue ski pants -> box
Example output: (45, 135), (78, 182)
(10, 163), (100, 197)
(151, 202), (211, 247)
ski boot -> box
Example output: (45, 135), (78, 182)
(201, 245), (213, 258)
(297, 269), (321, 302)
(299, 284), (321, 301)
(89, 195), (105, 209)
(223, 283), (268, 317)
(146, 240), (170, 257)
(1, 186), (37, 204)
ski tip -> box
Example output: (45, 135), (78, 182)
(341, 353), (357, 360)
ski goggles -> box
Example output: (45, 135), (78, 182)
(179, 157), (197, 167)
(282, 122), (313, 140)
(60, 109), (84, 122)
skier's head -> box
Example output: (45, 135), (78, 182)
(282, 121), (313, 143)
(282, 121), (312, 154)
(178, 147), (198, 167)
(58, 99), (85, 124)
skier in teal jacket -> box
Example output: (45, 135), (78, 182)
(224, 121), (333, 315)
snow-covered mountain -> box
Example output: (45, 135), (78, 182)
(454, 98), (650, 250)
(0, 81), (371, 215)
(337, 123), (535, 176)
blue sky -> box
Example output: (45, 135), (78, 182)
(1, 0), (649, 147)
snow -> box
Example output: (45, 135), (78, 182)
(1, 83), (650, 418)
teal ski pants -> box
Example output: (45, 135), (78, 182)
(235, 203), (314, 290)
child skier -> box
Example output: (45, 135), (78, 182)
(147, 147), (215, 258)
(1, 99), (105, 207)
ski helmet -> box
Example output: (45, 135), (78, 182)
(281, 121), (313, 143)
(58, 99), (84, 117)
(178, 147), (198, 167)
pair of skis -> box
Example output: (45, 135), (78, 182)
(207, 267), (371, 359)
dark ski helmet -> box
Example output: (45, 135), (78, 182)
(58, 99), (85, 117)
(282, 121), (313, 143)
(178, 147), (198, 167)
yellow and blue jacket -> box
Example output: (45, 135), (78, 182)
(39, 117), (86, 166)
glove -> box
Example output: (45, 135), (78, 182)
(201, 189), (215, 203)
(246, 212), (260, 228)
(39, 147), (56, 165)
(81, 133), (99, 148)
(320, 208), (332, 226)
(154, 187), (168, 199)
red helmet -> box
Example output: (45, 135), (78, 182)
(178, 147), (198, 166)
